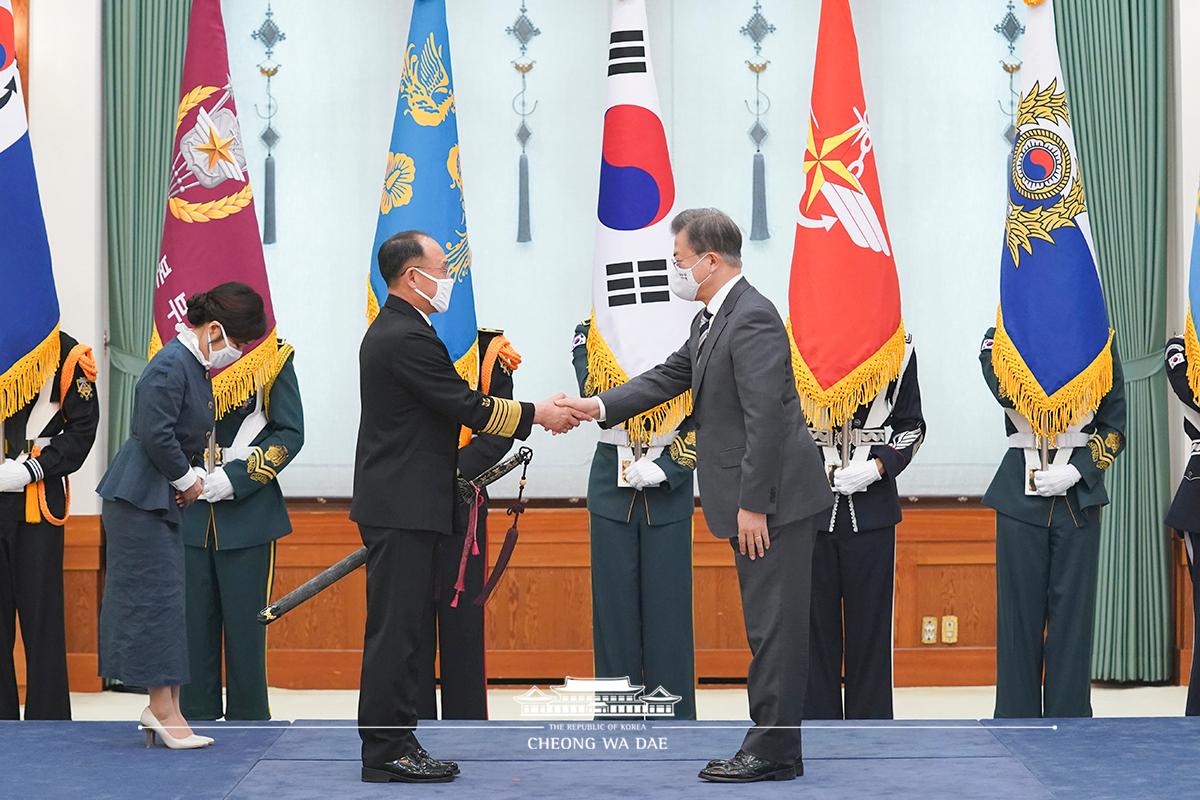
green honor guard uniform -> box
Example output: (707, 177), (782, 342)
(180, 341), (304, 721)
(979, 328), (1125, 718)
(572, 320), (697, 719)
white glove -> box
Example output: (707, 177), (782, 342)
(0, 460), (32, 493)
(832, 460), (883, 495)
(222, 445), (256, 463)
(202, 467), (235, 503)
(625, 459), (667, 491)
(1033, 464), (1081, 497)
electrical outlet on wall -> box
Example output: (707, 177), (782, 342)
(941, 615), (958, 644)
(921, 616), (938, 644)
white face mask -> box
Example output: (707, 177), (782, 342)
(207, 323), (243, 370)
(668, 253), (714, 302)
(414, 268), (454, 314)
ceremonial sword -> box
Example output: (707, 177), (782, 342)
(257, 447), (534, 625)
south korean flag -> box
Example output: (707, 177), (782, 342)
(589, 0), (697, 385)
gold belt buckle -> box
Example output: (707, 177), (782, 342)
(24, 438), (36, 457)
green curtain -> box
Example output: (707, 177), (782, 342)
(1054, 0), (1172, 681)
(103, 0), (192, 459)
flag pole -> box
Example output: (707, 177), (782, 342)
(840, 419), (851, 469)
(1039, 435), (1049, 471)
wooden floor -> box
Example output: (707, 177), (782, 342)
(13, 501), (1194, 696)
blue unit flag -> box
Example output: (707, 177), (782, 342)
(0, 0), (60, 420)
(1184, 179), (1200, 399)
(367, 0), (478, 385)
(992, 0), (1112, 438)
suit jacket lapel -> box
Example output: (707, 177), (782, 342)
(693, 279), (750, 395)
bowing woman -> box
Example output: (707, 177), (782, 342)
(97, 282), (266, 750)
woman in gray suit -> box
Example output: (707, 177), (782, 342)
(97, 282), (265, 750)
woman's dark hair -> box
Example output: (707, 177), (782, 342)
(186, 281), (267, 345)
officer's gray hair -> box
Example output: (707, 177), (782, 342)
(671, 208), (743, 268)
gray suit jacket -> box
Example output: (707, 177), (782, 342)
(599, 278), (832, 539)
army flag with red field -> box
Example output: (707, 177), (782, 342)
(787, 0), (904, 429)
(151, 0), (277, 418)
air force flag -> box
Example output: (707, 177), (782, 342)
(586, 0), (695, 442)
(0, 0), (60, 420)
(1184, 176), (1200, 399)
(368, 0), (478, 386)
(992, 0), (1112, 438)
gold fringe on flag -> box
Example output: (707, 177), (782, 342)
(992, 307), (1113, 438)
(0, 324), (60, 421)
(583, 310), (692, 445)
(263, 341), (296, 418)
(1185, 305), (1200, 404)
(786, 318), (906, 430)
(212, 330), (278, 420)
(150, 322), (279, 421)
(367, 281), (381, 324)
(149, 323), (163, 357)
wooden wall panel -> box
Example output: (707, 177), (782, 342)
(24, 503), (1194, 698)
(263, 502), (1007, 689)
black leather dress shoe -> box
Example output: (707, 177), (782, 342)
(705, 751), (803, 774)
(362, 753), (456, 783)
(415, 746), (460, 775)
(698, 749), (797, 783)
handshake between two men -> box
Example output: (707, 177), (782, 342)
(530, 394), (602, 435)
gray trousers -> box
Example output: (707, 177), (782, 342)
(731, 514), (816, 764)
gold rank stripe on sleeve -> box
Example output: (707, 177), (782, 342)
(247, 447), (280, 484)
(480, 397), (523, 438)
(1087, 432), (1120, 470)
(669, 430), (697, 469)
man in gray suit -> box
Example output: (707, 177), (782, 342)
(561, 208), (832, 782)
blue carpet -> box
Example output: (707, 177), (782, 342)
(3, 717), (1193, 798)
(264, 719), (1011, 762)
(983, 717), (1200, 800)
(227, 756), (1053, 800)
(0, 720), (287, 800)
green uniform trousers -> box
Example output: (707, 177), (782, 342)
(994, 508), (1101, 719)
(590, 504), (696, 720)
(180, 539), (276, 720)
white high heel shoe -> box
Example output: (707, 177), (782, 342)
(140, 707), (212, 750)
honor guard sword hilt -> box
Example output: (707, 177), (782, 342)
(258, 447), (534, 625)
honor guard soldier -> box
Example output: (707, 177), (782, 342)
(980, 327), (1125, 718)
(0, 331), (99, 720)
(1164, 336), (1200, 715)
(806, 334), (925, 720)
(572, 319), (697, 720)
(416, 328), (521, 720)
(179, 339), (303, 721)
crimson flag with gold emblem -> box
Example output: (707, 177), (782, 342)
(151, 0), (277, 418)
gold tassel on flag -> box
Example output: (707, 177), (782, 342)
(584, 311), (692, 446)
(0, 325), (59, 422)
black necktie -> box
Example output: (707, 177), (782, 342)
(698, 309), (713, 349)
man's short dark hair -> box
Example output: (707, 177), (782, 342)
(671, 208), (742, 268)
(378, 231), (429, 286)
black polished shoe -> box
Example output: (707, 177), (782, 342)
(415, 746), (459, 775)
(362, 753), (456, 783)
(698, 749), (797, 783)
(705, 752), (803, 773)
